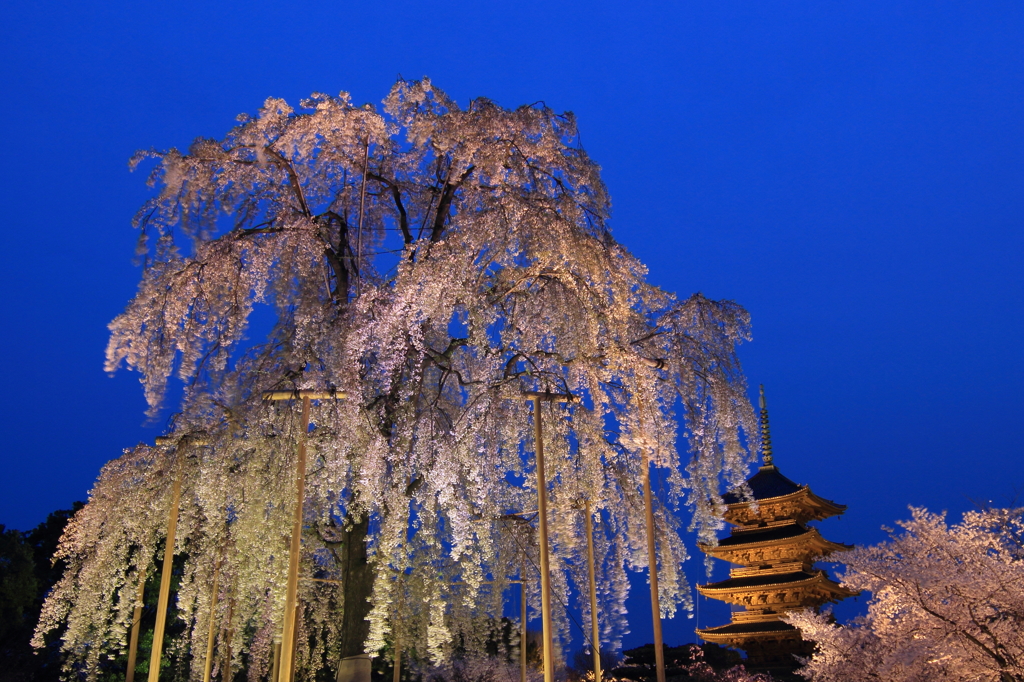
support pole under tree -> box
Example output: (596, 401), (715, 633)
(641, 450), (665, 682)
(526, 391), (575, 682)
(146, 436), (209, 682)
(223, 594), (235, 680)
(392, 628), (401, 682)
(289, 600), (301, 682)
(125, 576), (146, 682)
(530, 395), (554, 682)
(148, 467), (182, 682)
(279, 395), (310, 682)
(202, 560), (221, 682)
(271, 636), (282, 682)
(262, 390), (346, 682)
(392, 575), (403, 682)
(583, 499), (602, 682)
(520, 562), (527, 682)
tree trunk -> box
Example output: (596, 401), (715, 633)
(340, 513), (373, 659)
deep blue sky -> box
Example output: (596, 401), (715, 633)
(2, 0), (1022, 653)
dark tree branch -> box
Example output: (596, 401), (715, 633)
(430, 166), (475, 243)
(367, 173), (413, 246)
(263, 147), (311, 217)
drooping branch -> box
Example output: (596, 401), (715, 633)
(72, 79), (762, 680)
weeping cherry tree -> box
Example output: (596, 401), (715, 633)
(35, 79), (757, 680)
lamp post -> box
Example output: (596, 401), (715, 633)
(262, 390), (346, 682)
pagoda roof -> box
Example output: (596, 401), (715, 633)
(696, 619), (803, 646)
(697, 620), (798, 636)
(717, 522), (808, 546)
(704, 520), (856, 552)
(722, 465), (802, 504)
(720, 465), (847, 525)
(697, 569), (856, 602)
(700, 570), (819, 592)
(699, 523), (853, 564)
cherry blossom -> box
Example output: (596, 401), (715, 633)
(787, 507), (1024, 682)
(37, 79), (757, 680)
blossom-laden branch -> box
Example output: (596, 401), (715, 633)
(787, 506), (1024, 682)
(43, 79), (759, 680)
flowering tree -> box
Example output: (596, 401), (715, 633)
(787, 507), (1024, 682)
(607, 643), (772, 682)
(36, 79), (757, 680)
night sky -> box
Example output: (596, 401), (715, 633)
(2, 0), (1022, 654)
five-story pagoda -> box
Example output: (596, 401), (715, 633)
(696, 386), (855, 674)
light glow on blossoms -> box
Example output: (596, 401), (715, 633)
(36, 79), (758, 681)
(787, 507), (1024, 682)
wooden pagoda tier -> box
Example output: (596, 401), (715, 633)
(718, 465), (847, 527)
(695, 386), (855, 675)
(698, 562), (855, 610)
(701, 521), (851, 567)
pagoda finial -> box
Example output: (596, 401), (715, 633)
(759, 384), (774, 468)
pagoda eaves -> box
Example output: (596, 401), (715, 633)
(699, 521), (852, 566)
(722, 466), (846, 526)
(697, 566), (855, 609)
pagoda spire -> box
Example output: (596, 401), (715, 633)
(759, 384), (774, 468)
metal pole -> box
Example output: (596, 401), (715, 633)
(202, 562), (221, 682)
(583, 499), (601, 682)
(520, 562), (527, 682)
(642, 452), (665, 682)
(126, 576), (146, 682)
(530, 396), (555, 682)
(279, 396), (311, 682)
(148, 470), (182, 682)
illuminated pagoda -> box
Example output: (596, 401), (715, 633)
(696, 386), (856, 674)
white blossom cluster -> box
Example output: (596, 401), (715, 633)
(786, 507), (1024, 682)
(38, 79), (758, 680)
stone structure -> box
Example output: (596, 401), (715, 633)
(696, 387), (855, 674)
